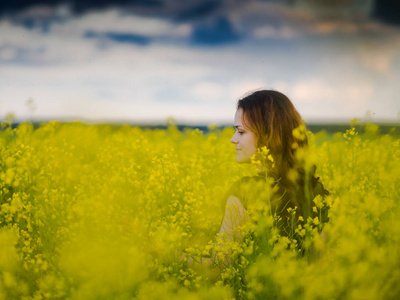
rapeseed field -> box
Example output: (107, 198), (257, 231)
(0, 120), (399, 300)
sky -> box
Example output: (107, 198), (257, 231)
(1, 0), (400, 125)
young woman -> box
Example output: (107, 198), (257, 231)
(183, 89), (329, 267)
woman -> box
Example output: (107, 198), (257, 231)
(183, 89), (329, 267)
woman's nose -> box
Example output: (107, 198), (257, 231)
(231, 134), (238, 144)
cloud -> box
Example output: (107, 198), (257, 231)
(69, 10), (189, 38)
(192, 81), (223, 101)
(190, 16), (241, 45)
(0, 1), (135, 16)
(291, 79), (337, 103)
(0, 46), (18, 60)
(310, 21), (358, 35)
(174, 0), (222, 22)
(228, 80), (268, 101)
(253, 25), (298, 39)
(372, 0), (400, 25)
(290, 78), (375, 119)
(0, 8), (195, 64)
(294, 0), (374, 18)
(84, 31), (151, 46)
(1, 1), (400, 124)
(356, 37), (400, 75)
(228, 1), (398, 41)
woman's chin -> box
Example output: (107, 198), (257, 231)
(236, 156), (250, 164)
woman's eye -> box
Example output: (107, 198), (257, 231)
(233, 127), (244, 135)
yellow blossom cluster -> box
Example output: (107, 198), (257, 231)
(0, 120), (399, 300)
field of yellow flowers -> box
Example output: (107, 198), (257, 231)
(0, 120), (399, 300)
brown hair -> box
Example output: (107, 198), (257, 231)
(237, 90), (330, 239)
(237, 89), (306, 180)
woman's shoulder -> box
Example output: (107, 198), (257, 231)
(223, 172), (272, 211)
(228, 172), (266, 193)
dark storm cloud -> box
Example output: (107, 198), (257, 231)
(2, 0), (400, 33)
(0, 0), (131, 16)
(0, 0), (394, 22)
(174, 0), (221, 22)
(372, 0), (400, 25)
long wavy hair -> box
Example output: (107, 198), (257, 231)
(237, 90), (328, 237)
(237, 89), (306, 180)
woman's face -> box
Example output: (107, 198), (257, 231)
(230, 108), (258, 163)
